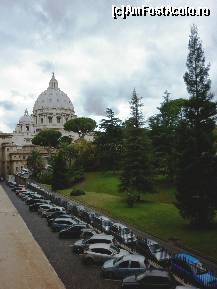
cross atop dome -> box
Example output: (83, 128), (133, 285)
(49, 72), (58, 89)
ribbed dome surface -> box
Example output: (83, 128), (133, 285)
(19, 109), (33, 124)
(33, 73), (74, 112)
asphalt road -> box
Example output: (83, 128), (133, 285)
(3, 184), (120, 289)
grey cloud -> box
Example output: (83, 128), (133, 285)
(38, 60), (55, 73)
(0, 0), (216, 130)
(0, 100), (15, 111)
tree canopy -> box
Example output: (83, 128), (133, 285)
(32, 129), (62, 148)
(64, 117), (96, 138)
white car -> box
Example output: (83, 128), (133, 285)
(82, 243), (129, 265)
(38, 204), (54, 216)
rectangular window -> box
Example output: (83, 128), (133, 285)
(41, 118), (43, 124)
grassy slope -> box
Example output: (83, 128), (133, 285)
(59, 172), (217, 263)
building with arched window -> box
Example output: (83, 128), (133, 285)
(12, 73), (78, 146)
(0, 73), (93, 178)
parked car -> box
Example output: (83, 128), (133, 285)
(38, 204), (55, 216)
(110, 223), (137, 245)
(83, 243), (129, 265)
(59, 223), (88, 239)
(122, 269), (174, 289)
(171, 253), (217, 289)
(80, 210), (95, 224)
(45, 206), (65, 218)
(72, 234), (114, 254)
(29, 200), (51, 212)
(26, 195), (44, 204)
(12, 184), (24, 192)
(51, 218), (79, 232)
(93, 215), (113, 233)
(47, 213), (71, 226)
(80, 228), (97, 239)
(16, 188), (28, 196)
(102, 254), (147, 279)
(7, 181), (16, 188)
(176, 286), (199, 289)
(15, 186), (26, 194)
(136, 238), (171, 268)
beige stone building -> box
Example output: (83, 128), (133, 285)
(0, 133), (48, 178)
(0, 73), (84, 178)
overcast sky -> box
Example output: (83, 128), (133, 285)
(0, 0), (216, 132)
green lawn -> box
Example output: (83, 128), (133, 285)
(59, 171), (217, 264)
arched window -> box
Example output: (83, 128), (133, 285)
(41, 118), (43, 124)
(48, 116), (52, 124)
(57, 116), (61, 123)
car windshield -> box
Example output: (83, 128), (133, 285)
(123, 228), (130, 234)
(195, 263), (208, 275)
(113, 256), (124, 264)
(110, 244), (119, 253)
(150, 243), (162, 253)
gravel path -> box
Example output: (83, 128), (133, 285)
(3, 184), (120, 289)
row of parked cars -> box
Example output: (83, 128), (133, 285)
(7, 180), (217, 289)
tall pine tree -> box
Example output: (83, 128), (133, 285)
(176, 25), (217, 227)
(95, 108), (123, 170)
(120, 89), (153, 205)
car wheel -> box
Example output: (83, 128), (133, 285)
(106, 271), (113, 279)
(84, 257), (94, 265)
(73, 247), (82, 254)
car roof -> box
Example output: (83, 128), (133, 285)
(90, 234), (113, 240)
(54, 218), (73, 222)
(121, 254), (145, 262)
(101, 216), (111, 221)
(39, 204), (53, 207)
(146, 238), (159, 246)
(112, 222), (127, 229)
(88, 243), (114, 250)
(144, 270), (170, 278)
(175, 253), (199, 265)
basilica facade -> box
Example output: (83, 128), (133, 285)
(12, 73), (77, 146)
(0, 73), (83, 178)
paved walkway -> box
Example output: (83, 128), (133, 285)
(0, 185), (66, 289)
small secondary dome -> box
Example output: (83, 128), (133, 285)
(33, 73), (74, 112)
(19, 109), (33, 124)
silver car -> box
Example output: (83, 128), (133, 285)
(80, 228), (97, 239)
(38, 204), (54, 216)
(45, 206), (65, 218)
(102, 254), (147, 279)
(82, 243), (129, 265)
(72, 234), (114, 254)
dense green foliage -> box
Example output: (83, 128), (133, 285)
(120, 90), (153, 206)
(64, 117), (96, 138)
(27, 150), (45, 179)
(149, 92), (187, 180)
(175, 25), (217, 226)
(94, 108), (123, 170)
(51, 146), (84, 190)
(32, 129), (62, 148)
